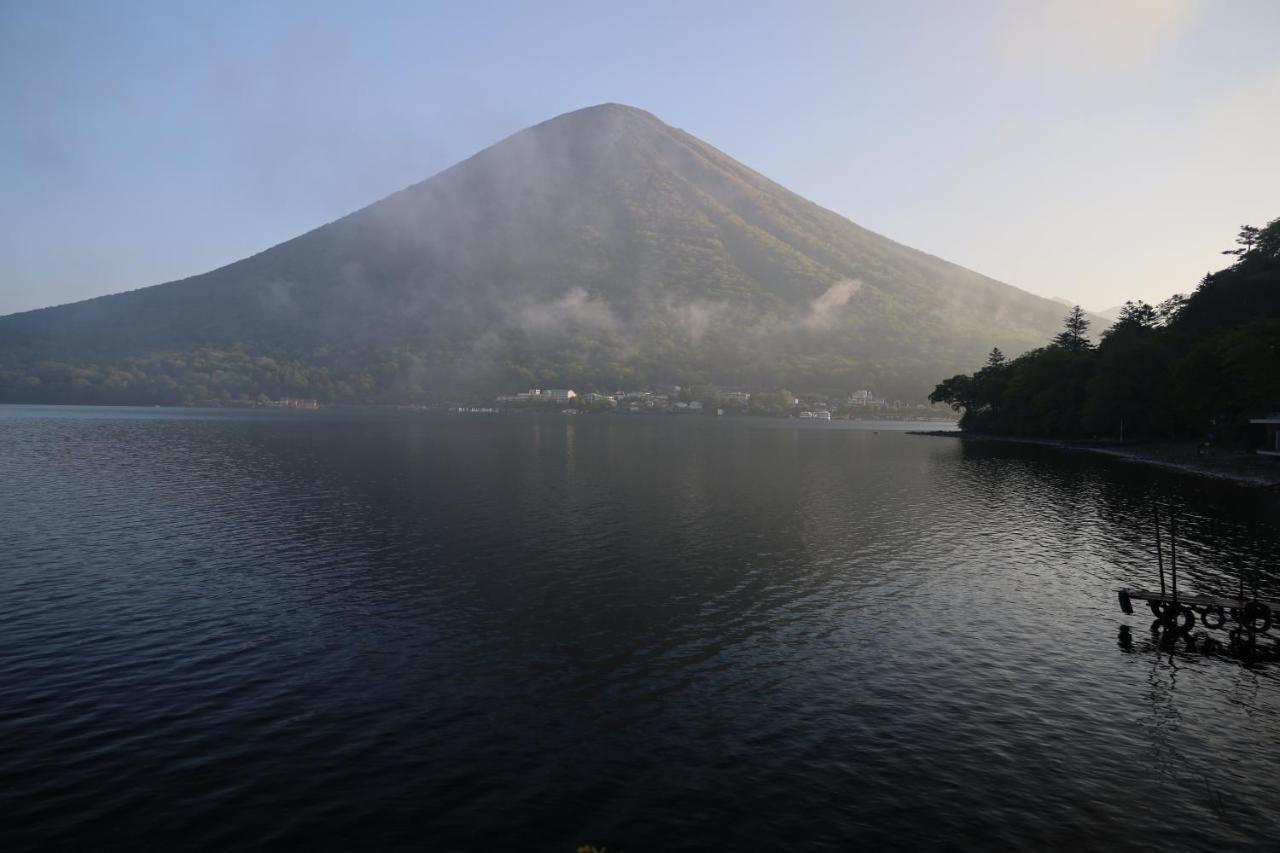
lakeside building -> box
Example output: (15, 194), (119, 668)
(843, 390), (889, 408)
(1250, 415), (1280, 456)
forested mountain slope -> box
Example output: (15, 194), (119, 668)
(0, 103), (1076, 404)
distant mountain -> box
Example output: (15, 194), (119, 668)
(0, 103), (1081, 405)
(1055, 296), (1121, 326)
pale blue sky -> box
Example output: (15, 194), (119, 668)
(2, 0), (1278, 315)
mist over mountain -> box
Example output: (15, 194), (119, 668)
(1, 103), (1078, 404)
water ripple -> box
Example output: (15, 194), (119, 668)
(1, 406), (1279, 851)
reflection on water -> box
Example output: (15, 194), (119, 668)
(1120, 622), (1280, 661)
(1115, 622), (1277, 824)
(1, 406), (1279, 851)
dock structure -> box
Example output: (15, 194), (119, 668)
(1118, 588), (1275, 635)
(1116, 505), (1275, 640)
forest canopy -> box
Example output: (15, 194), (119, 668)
(930, 218), (1280, 443)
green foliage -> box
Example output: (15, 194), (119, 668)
(0, 344), (459, 406)
(748, 388), (796, 415)
(932, 217), (1280, 442)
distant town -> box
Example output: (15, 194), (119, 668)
(444, 387), (956, 420)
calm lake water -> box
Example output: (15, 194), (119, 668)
(2, 405), (1279, 851)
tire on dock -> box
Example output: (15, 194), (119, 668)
(1155, 603), (1195, 635)
(1198, 605), (1227, 630)
(1241, 602), (1272, 634)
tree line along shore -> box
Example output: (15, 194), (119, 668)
(928, 218), (1280, 464)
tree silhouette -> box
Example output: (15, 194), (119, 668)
(1155, 293), (1187, 326)
(1051, 305), (1092, 352)
(929, 216), (1280, 442)
(1103, 301), (1157, 339)
(1222, 225), (1261, 258)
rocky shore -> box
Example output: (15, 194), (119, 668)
(911, 431), (1280, 488)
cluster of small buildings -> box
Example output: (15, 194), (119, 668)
(611, 387), (704, 413)
(496, 388), (578, 404)
(797, 391), (928, 411)
(845, 390), (891, 408)
(497, 386), (701, 413)
(492, 385), (941, 415)
(264, 397), (320, 409)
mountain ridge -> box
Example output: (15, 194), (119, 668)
(0, 103), (1083, 404)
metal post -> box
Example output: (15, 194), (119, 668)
(1170, 512), (1178, 605)
(1154, 505), (1165, 596)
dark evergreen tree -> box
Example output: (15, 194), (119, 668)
(1103, 300), (1157, 339)
(1222, 224), (1261, 258)
(930, 215), (1280, 443)
(1051, 306), (1093, 352)
(1155, 293), (1187, 326)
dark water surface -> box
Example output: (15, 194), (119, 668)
(3, 405), (1279, 851)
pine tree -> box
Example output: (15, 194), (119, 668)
(1051, 305), (1092, 352)
(1222, 224), (1261, 258)
(1155, 293), (1186, 326)
(986, 347), (1006, 368)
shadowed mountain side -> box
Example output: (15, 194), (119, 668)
(0, 103), (1080, 403)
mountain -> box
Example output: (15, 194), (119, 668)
(0, 103), (1080, 405)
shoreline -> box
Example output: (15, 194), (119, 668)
(911, 431), (1280, 488)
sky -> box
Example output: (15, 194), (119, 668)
(1, 0), (1278, 316)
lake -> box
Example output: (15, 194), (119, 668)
(2, 405), (1278, 851)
